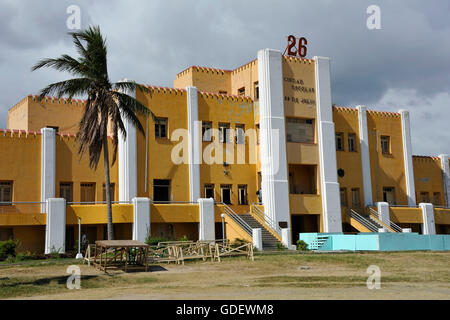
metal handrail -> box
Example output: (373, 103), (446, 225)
(216, 202), (253, 235)
(251, 203), (281, 234)
(67, 201), (132, 205)
(345, 208), (379, 232)
(368, 207), (403, 232)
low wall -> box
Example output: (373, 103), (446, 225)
(300, 232), (450, 251)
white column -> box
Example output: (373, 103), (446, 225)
(198, 198), (215, 241)
(45, 198), (66, 254)
(439, 154), (450, 207)
(357, 105), (373, 206)
(399, 110), (416, 206)
(118, 78), (138, 202)
(132, 197), (151, 242)
(187, 86), (201, 202)
(252, 228), (263, 251)
(313, 56), (342, 233)
(40, 128), (56, 213)
(419, 203), (436, 235)
(257, 48), (290, 231)
(376, 202), (390, 225)
(281, 228), (294, 249)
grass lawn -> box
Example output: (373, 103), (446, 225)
(0, 251), (449, 300)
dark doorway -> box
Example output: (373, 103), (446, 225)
(154, 179), (170, 201)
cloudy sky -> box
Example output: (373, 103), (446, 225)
(0, 0), (449, 155)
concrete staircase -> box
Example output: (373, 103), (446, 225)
(240, 214), (281, 250)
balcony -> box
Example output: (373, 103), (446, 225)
(286, 142), (318, 165)
(289, 194), (322, 214)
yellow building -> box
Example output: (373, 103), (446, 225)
(1, 48), (449, 253)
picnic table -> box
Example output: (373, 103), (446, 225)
(93, 240), (150, 273)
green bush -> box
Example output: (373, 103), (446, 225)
(296, 240), (309, 251)
(276, 242), (287, 251)
(0, 240), (16, 261)
(145, 236), (170, 246)
(177, 235), (189, 242)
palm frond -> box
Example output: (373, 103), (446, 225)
(37, 78), (93, 100)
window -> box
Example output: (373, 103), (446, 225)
(155, 118), (167, 138)
(204, 184), (214, 199)
(235, 124), (245, 144)
(254, 82), (259, 100)
(380, 136), (390, 154)
(348, 133), (357, 152)
(238, 87), (245, 96)
(102, 183), (115, 202)
(286, 118), (314, 143)
(432, 192), (441, 206)
(340, 188), (347, 206)
(256, 124), (260, 144)
(420, 192), (430, 203)
(46, 126), (59, 132)
(60, 183), (73, 203)
(221, 185), (232, 205)
(153, 180), (170, 201)
(80, 183), (96, 203)
(383, 187), (396, 205)
(218, 123), (231, 143)
(219, 91), (227, 95)
(335, 133), (344, 151)
(0, 181), (12, 203)
(351, 188), (361, 207)
(202, 121), (212, 142)
(238, 185), (248, 205)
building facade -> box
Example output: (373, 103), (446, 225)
(1, 48), (450, 253)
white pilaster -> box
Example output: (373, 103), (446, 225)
(313, 56), (342, 233)
(419, 203), (436, 235)
(257, 48), (290, 231)
(252, 228), (263, 251)
(118, 78), (138, 202)
(187, 86), (201, 202)
(132, 197), (151, 242)
(376, 202), (390, 225)
(281, 228), (294, 249)
(40, 128), (56, 213)
(198, 198), (215, 241)
(439, 154), (450, 207)
(399, 110), (416, 206)
(45, 198), (66, 254)
(357, 105), (373, 206)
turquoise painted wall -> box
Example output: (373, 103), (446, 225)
(300, 232), (450, 251)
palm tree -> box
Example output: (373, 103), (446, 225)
(32, 26), (153, 240)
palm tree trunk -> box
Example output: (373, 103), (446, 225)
(103, 135), (114, 240)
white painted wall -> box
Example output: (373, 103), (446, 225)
(118, 78), (138, 202)
(399, 110), (416, 207)
(45, 198), (66, 254)
(439, 154), (450, 207)
(187, 86), (201, 202)
(313, 56), (342, 233)
(132, 197), (151, 243)
(40, 128), (55, 213)
(252, 228), (263, 251)
(376, 202), (390, 225)
(257, 48), (290, 231)
(198, 198), (215, 241)
(357, 105), (373, 206)
(419, 203), (436, 235)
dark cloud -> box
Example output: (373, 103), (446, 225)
(0, 0), (448, 155)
